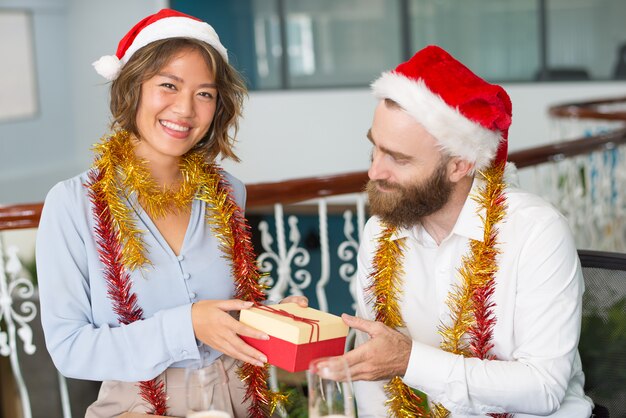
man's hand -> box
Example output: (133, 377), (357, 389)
(340, 314), (412, 381)
(279, 295), (308, 307)
(191, 299), (269, 367)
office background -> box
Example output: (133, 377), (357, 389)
(0, 0), (625, 203)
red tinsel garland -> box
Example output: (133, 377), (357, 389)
(210, 168), (286, 417)
(87, 170), (168, 416)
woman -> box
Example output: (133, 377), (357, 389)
(36, 9), (303, 418)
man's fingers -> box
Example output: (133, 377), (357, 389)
(341, 313), (380, 336)
(311, 356), (351, 381)
(345, 359), (374, 381)
(279, 295), (309, 307)
(342, 344), (367, 366)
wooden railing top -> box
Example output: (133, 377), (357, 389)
(4, 93), (626, 232)
(549, 95), (626, 121)
(2, 126), (625, 232)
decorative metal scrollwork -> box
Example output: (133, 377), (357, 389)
(0, 237), (37, 418)
(257, 203), (312, 303)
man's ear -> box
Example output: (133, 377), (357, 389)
(447, 157), (475, 183)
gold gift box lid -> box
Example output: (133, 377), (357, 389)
(240, 303), (348, 344)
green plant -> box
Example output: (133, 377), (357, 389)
(20, 255), (38, 286)
(579, 297), (626, 400)
(280, 383), (308, 418)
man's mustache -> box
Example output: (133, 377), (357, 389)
(368, 179), (402, 191)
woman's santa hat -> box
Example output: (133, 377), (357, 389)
(372, 45), (512, 171)
(93, 8), (228, 81)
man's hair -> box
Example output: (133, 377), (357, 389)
(384, 97), (401, 109)
(109, 38), (247, 162)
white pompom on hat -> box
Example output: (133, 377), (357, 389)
(93, 8), (228, 81)
(372, 45), (512, 171)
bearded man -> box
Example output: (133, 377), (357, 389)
(324, 46), (594, 417)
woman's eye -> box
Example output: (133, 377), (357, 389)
(159, 83), (176, 90)
(198, 91), (215, 99)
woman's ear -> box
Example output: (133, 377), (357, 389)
(447, 157), (475, 183)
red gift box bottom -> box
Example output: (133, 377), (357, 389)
(241, 335), (346, 372)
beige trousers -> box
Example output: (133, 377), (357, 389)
(85, 357), (250, 418)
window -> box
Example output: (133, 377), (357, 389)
(547, 0), (626, 80)
(171, 0), (626, 89)
(409, 0), (539, 82)
(0, 10), (38, 121)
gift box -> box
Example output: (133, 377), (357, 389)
(240, 303), (349, 372)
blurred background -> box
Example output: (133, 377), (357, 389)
(1, 1), (625, 417)
(1, 0), (626, 203)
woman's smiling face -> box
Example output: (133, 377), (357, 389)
(134, 47), (218, 162)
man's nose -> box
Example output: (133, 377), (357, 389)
(368, 153), (387, 181)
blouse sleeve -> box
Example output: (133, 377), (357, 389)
(36, 180), (200, 382)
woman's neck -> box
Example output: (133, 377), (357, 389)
(132, 140), (182, 188)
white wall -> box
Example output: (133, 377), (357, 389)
(220, 82), (626, 184)
(1, 0), (625, 204)
(0, 0), (72, 203)
(0, 0), (164, 203)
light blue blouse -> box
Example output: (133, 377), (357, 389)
(36, 169), (246, 382)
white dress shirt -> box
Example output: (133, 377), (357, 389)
(353, 179), (593, 417)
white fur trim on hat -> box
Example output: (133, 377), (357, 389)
(121, 16), (228, 65)
(372, 71), (502, 171)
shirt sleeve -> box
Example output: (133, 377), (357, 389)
(402, 214), (585, 416)
(36, 180), (200, 382)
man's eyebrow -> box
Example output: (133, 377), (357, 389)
(156, 72), (217, 88)
(366, 129), (413, 161)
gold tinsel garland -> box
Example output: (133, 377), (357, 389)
(371, 163), (507, 417)
(91, 130), (203, 270)
(89, 130), (285, 417)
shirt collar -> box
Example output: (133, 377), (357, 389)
(388, 177), (485, 244)
(451, 177), (485, 242)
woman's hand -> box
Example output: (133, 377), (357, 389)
(279, 295), (308, 307)
(191, 299), (269, 366)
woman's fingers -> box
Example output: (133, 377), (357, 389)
(235, 320), (269, 341)
(215, 299), (254, 311)
(219, 334), (268, 367)
(191, 300), (271, 367)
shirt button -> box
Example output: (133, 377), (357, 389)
(183, 273), (191, 280)
(177, 255), (185, 261)
(190, 292), (197, 299)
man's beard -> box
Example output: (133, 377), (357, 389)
(366, 161), (453, 229)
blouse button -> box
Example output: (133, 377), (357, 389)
(184, 273), (191, 280)
(190, 292), (197, 299)
(177, 255), (185, 261)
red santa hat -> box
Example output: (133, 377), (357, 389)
(93, 8), (228, 81)
(372, 45), (512, 171)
